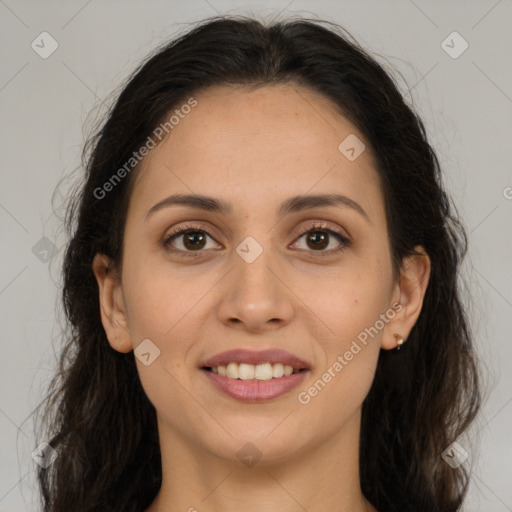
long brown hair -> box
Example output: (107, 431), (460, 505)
(36, 15), (481, 512)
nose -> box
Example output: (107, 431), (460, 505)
(217, 241), (294, 333)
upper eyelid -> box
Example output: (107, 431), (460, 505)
(164, 221), (350, 247)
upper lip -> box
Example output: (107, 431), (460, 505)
(201, 349), (311, 370)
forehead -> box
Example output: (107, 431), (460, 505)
(128, 83), (383, 222)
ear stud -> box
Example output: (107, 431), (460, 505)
(394, 333), (405, 350)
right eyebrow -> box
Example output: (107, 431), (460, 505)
(145, 193), (232, 221)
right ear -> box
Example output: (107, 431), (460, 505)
(92, 253), (133, 353)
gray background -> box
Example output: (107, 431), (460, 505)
(1, 1), (511, 511)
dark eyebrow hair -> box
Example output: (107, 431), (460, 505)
(144, 193), (370, 223)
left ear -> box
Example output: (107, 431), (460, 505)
(382, 246), (431, 350)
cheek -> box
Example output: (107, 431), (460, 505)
(122, 261), (203, 426)
(121, 254), (210, 342)
(295, 258), (390, 407)
(296, 274), (386, 419)
(302, 260), (391, 347)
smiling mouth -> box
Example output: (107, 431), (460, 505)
(201, 363), (310, 403)
(203, 362), (307, 381)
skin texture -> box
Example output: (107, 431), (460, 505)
(93, 84), (430, 512)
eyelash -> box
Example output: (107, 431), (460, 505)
(163, 222), (351, 258)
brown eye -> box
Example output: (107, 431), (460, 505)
(164, 227), (220, 255)
(305, 231), (330, 250)
(294, 227), (348, 253)
(181, 231), (207, 250)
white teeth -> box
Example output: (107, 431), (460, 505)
(272, 363), (284, 378)
(226, 362), (239, 379)
(208, 362), (299, 380)
(255, 363), (273, 380)
(238, 363), (255, 380)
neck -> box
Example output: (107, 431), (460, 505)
(146, 409), (376, 512)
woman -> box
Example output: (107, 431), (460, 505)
(36, 15), (481, 512)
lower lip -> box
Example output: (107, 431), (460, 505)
(201, 368), (310, 402)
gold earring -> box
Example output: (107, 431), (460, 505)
(394, 333), (405, 350)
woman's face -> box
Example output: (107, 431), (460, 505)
(95, 84), (423, 465)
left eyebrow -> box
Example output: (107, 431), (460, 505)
(277, 193), (370, 223)
(144, 193), (370, 224)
